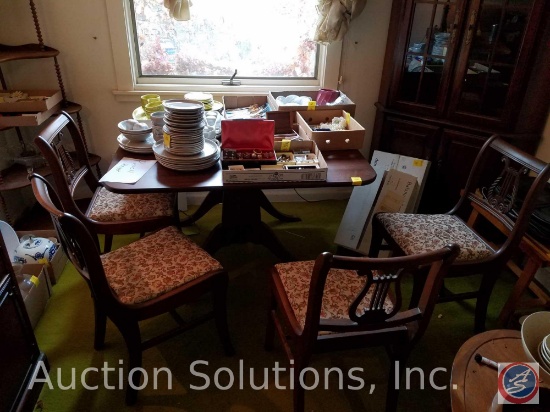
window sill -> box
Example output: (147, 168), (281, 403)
(112, 85), (326, 102)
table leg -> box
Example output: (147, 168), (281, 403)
(180, 191), (223, 226)
(180, 190), (301, 226)
(258, 191), (301, 222)
(498, 257), (541, 327)
(203, 189), (294, 261)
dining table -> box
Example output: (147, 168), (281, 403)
(102, 147), (376, 261)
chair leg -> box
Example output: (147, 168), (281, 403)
(474, 272), (499, 333)
(93, 304), (107, 350)
(114, 319), (142, 405)
(103, 234), (113, 253)
(292, 359), (309, 412)
(212, 275), (235, 356)
(265, 285), (277, 351)
(386, 349), (409, 412)
(368, 217), (384, 258)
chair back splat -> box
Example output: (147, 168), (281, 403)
(34, 112), (179, 252)
(29, 173), (234, 406)
(369, 135), (550, 332)
(265, 244), (459, 412)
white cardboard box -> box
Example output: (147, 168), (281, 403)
(0, 89), (62, 113)
(222, 140), (327, 183)
(356, 169), (419, 254)
(296, 110), (365, 150)
(335, 150), (431, 253)
(334, 151), (400, 249)
(0, 102), (61, 127)
(395, 156), (431, 213)
(267, 90), (356, 117)
(21, 263), (51, 329)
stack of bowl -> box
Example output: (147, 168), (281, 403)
(118, 119), (153, 142)
(139, 94), (163, 119)
(521, 311), (550, 386)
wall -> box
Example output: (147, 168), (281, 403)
(0, 0), (394, 222)
(0, 0), (388, 222)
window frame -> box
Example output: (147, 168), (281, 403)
(106, 0), (342, 100)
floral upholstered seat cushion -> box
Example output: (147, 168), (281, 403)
(275, 261), (393, 330)
(87, 187), (174, 222)
(376, 213), (494, 262)
(100, 226), (223, 304)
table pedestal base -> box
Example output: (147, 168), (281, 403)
(203, 189), (294, 261)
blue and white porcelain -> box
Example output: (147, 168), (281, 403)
(13, 235), (58, 264)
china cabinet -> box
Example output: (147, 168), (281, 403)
(0, 234), (48, 412)
(373, 0), (550, 212)
(0, 0), (100, 224)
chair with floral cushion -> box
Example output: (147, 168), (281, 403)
(30, 173), (234, 405)
(369, 135), (550, 332)
(34, 112), (179, 252)
(264, 244), (459, 412)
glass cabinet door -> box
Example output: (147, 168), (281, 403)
(392, 0), (463, 114)
(449, 0), (542, 125)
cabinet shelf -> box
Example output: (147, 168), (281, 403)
(0, 44), (59, 63)
(0, 153), (101, 191)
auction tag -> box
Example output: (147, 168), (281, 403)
(29, 275), (40, 286)
(307, 101), (316, 110)
(351, 176), (362, 186)
(280, 139), (291, 152)
(38, 258), (50, 267)
(413, 159), (424, 167)
(163, 132), (171, 148)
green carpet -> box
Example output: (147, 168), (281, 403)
(33, 200), (518, 411)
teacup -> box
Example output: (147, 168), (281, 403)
(141, 94), (160, 110)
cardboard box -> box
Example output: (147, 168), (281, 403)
(222, 140), (327, 183)
(335, 150), (431, 252)
(356, 169), (418, 254)
(395, 156), (431, 213)
(0, 102), (61, 127)
(268, 91), (356, 118)
(16, 230), (67, 285)
(222, 95), (268, 119)
(0, 89), (62, 113)
(335, 151), (400, 250)
(296, 110), (365, 150)
(21, 263), (52, 329)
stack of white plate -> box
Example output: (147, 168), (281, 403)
(153, 139), (220, 171)
(117, 134), (155, 154)
(540, 333), (550, 372)
(163, 99), (205, 156)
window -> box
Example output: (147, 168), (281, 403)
(106, 0), (341, 96)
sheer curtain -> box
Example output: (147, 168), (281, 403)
(314, 0), (368, 44)
(164, 0), (192, 21)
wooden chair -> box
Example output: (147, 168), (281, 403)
(265, 244), (459, 412)
(369, 135), (550, 332)
(30, 173), (234, 405)
(34, 112), (179, 252)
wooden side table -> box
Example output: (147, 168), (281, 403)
(450, 330), (528, 412)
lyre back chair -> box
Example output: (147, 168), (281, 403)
(30, 173), (234, 405)
(369, 135), (550, 332)
(35, 112), (179, 252)
(265, 244), (459, 412)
